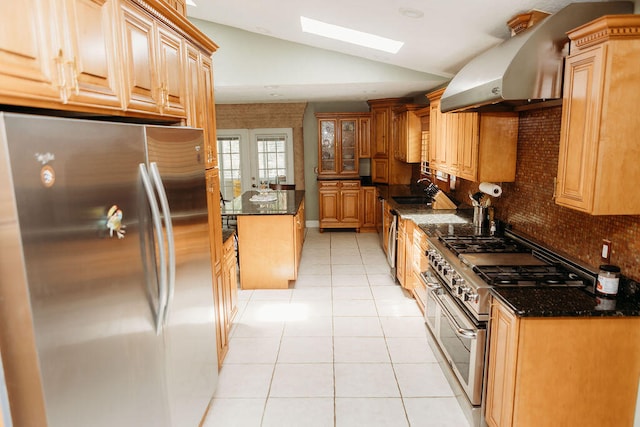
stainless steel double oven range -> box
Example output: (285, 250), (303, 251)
(419, 226), (594, 425)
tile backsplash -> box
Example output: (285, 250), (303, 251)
(453, 106), (640, 281)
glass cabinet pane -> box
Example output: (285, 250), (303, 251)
(341, 119), (356, 173)
(320, 120), (336, 174)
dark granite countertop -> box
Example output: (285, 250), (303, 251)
(222, 228), (236, 243)
(221, 190), (305, 216)
(491, 285), (640, 317)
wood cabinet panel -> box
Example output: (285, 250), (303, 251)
(318, 180), (360, 231)
(556, 15), (640, 215)
(486, 298), (640, 426)
(61, 0), (122, 108)
(368, 98), (414, 184)
(120, 1), (157, 112)
(316, 113), (365, 178)
(156, 23), (186, 117)
(358, 115), (371, 158)
(360, 187), (377, 231)
(0, 0), (60, 102)
(393, 105), (422, 163)
(428, 88), (518, 182)
(200, 55), (218, 169)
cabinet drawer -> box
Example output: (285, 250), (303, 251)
(341, 181), (361, 189)
(318, 181), (340, 190)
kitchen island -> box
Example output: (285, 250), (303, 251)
(221, 190), (305, 289)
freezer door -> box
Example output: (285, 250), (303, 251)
(1, 114), (170, 427)
(145, 126), (218, 426)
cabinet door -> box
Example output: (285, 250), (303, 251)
(120, 1), (158, 113)
(394, 111), (407, 161)
(396, 219), (406, 285)
(318, 119), (338, 176)
(340, 119), (358, 175)
(60, 0), (122, 108)
(206, 169), (223, 269)
(0, 0), (60, 102)
(319, 186), (340, 229)
(340, 185), (360, 226)
(156, 23), (186, 117)
(457, 113), (480, 181)
(200, 55), (218, 169)
(429, 100), (446, 170)
(372, 158), (389, 184)
(371, 107), (389, 157)
(360, 187), (376, 229)
(556, 46), (604, 212)
(485, 301), (520, 427)
(358, 116), (371, 158)
(185, 42), (203, 127)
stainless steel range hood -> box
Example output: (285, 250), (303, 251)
(440, 2), (633, 113)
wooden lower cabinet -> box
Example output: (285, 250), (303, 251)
(360, 186), (377, 232)
(396, 217), (407, 287)
(222, 233), (238, 327)
(237, 205), (305, 289)
(318, 180), (360, 232)
(486, 298), (640, 427)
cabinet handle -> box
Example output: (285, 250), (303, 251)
(55, 49), (67, 103)
(67, 56), (79, 96)
(552, 177), (558, 200)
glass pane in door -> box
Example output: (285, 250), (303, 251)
(320, 120), (336, 174)
(255, 134), (288, 186)
(217, 135), (242, 200)
(341, 119), (356, 173)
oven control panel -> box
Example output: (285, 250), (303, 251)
(426, 241), (490, 320)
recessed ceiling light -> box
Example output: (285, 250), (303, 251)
(399, 7), (423, 19)
(300, 16), (404, 54)
(264, 85), (280, 90)
(270, 93), (283, 97)
(186, 0), (196, 6)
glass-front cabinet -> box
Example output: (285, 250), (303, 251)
(316, 113), (362, 177)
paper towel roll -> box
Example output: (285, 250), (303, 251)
(479, 182), (502, 197)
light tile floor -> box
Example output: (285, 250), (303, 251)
(204, 229), (470, 427)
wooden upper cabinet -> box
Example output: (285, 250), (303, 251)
(358, 114), (371, 158)
(392, 104), (422, 163)
(185, 42), (203, 127)
(199, 54), (218, 169)
(119, 1), (186, 118)
(120, 1), (157, 112)
(0, 0), (121, 108)
(0, 0), (60, 102)
(427, 88), (518, 182)
(556, 15), (640, 215)
(370, 107), (389, 157)
(156, 23), (186, 117)
(316, 113), (360, 178)
(59, 0), (122, 108)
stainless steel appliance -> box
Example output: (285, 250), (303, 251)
(386, 209), (398, 271)
(0, 113), (217, 426)
(420, 229), (594, 425)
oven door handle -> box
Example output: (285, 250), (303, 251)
(420, 271), (441, 290)
(435, 294), (478, 339)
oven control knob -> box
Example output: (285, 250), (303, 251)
(458, 286), (469, 296)
(464, 292), (479, 303)
(452, 276), (465, 287)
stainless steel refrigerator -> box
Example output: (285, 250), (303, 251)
(0, 113), (218, 427)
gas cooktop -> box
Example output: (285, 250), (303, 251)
(474, 264), (586, 287)
(439, 235), (530, 256)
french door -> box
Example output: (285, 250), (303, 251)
(217, 128), (294, 200)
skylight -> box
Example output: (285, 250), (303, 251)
(186, 0), (196, 6)
(300, 16), (404, 54)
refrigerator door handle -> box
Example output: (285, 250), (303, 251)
(149, 162), (175, 326)
(139, 163), (168, 334)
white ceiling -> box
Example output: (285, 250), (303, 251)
(187, 0), (634, 104)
